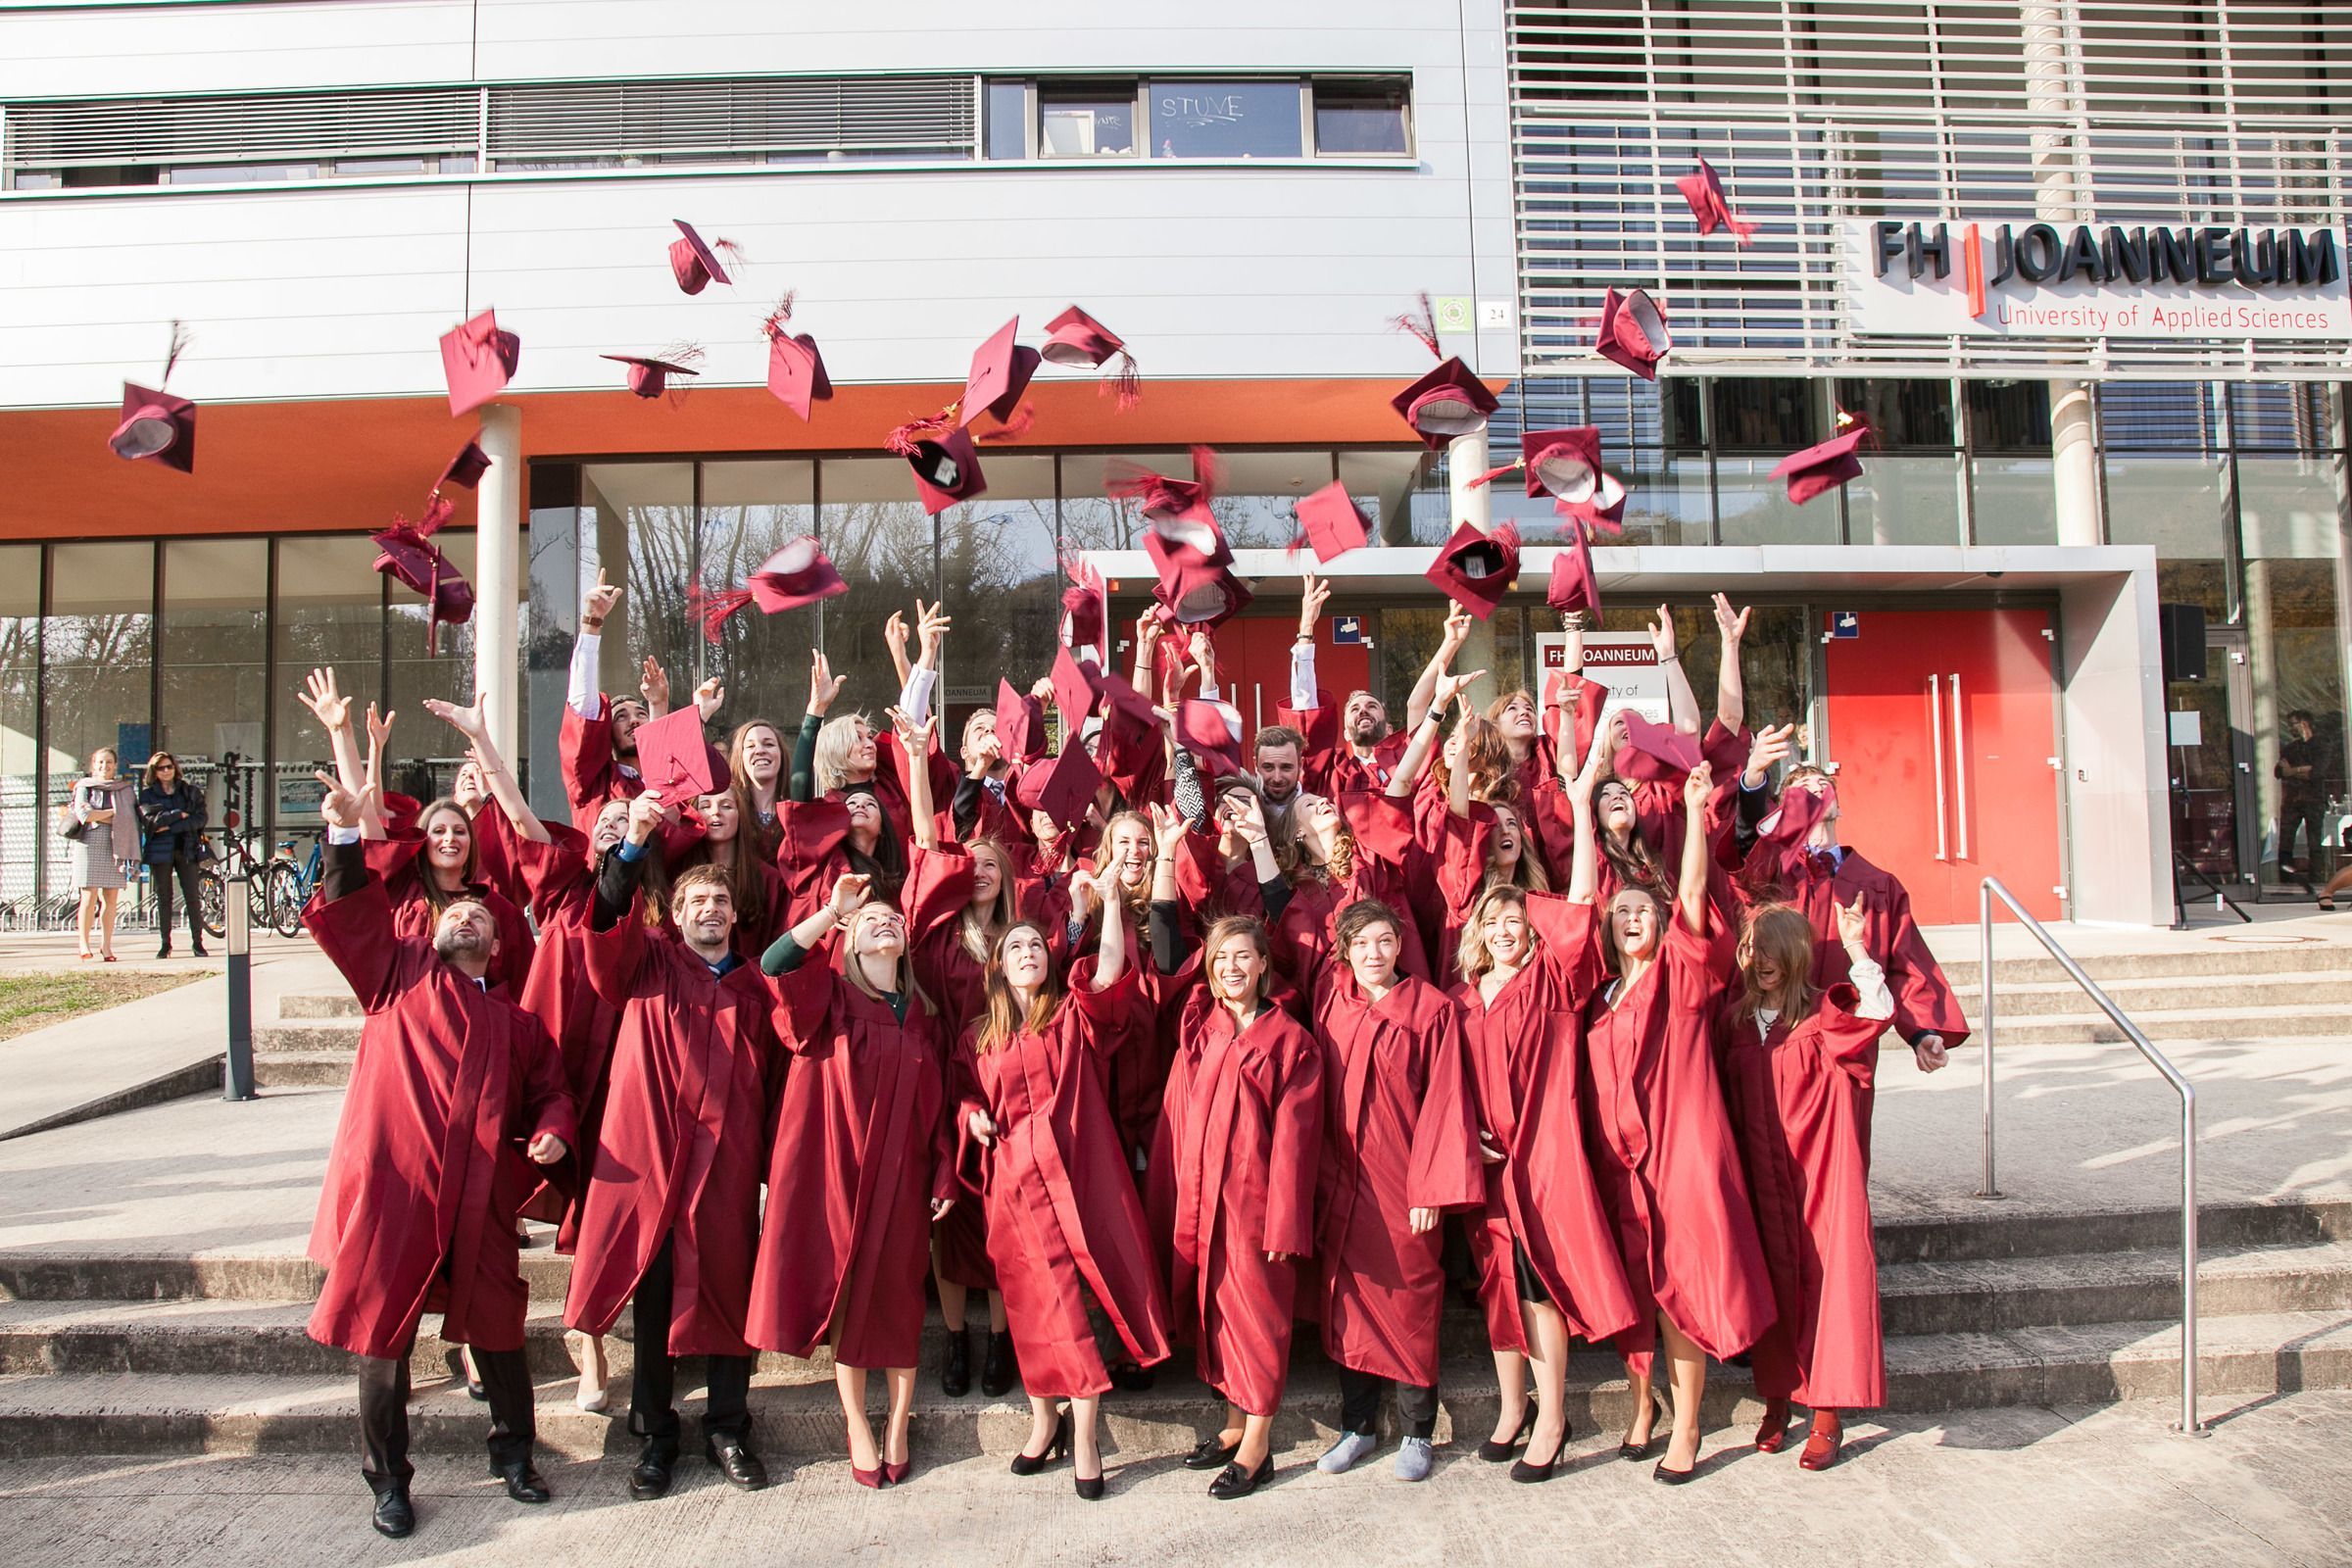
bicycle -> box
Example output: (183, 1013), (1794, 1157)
(267, 830), (325, 938)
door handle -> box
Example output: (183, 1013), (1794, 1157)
(1929, 673), (1948, 861)
(1949, 672), (1969, 860)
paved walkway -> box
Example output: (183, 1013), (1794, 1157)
(0, 1393), (2343, 1567)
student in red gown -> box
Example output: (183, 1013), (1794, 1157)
(1275, 571), (1452, 796)
(560, 569), (661, 831)
(672, 785), (787, 964)
(1447, 727), (1641, 1483)
(956, 881), (1171, 1499)
(757, 870), (958, 1488)
(1717, 895), (1894, 1473)
(725, 717), (788, 862)
(564, 792), (782, 1501)
(301, 772), (573, 1541)
(1311, 898), (1484, 1484)
(1582, 760), (1776, 1483)
(1144, 807), (1324, 1500)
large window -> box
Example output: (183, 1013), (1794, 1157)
(990, 75), (1408, 163)
(272, 536), (383, 833)
(44, 543), (153, 894)
(160, 538), (268, 823)
(2239, 453), (2345, 898)
(1149, 80), (1304, 160)
(0, 548), (39, 900)
(700, 461), (819, 732)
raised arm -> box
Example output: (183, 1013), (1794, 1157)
(1083, 867), (1128, 991)
(1131, 609), (1163, 693)
(1390, 663), (1484, 799)
(1405, 603), (1472, 732)
(570, 569), (621, 719)
(883, 609), (913, 694)
(424, 691), (551, 845)
(791, 649), (846, 802)
(360, 702), (394, 840)
(1650, 606), (1701, 737)
(1565, 719), (1609, 904)
(765, 871), (870, 974)
(1290, 573), (1330, 710)
(1710, 593), (1750, 735)
(296, 666), (367, 801)
(896, 600), (951, 724)
(893, 709), (940, 849)
(1676, 761), (1714, 934)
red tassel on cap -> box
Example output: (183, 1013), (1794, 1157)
(884, 407), (957, 457)
(978, 402), (1036, 443)
(1389, 292), (1441, 360)
(415, 494), (456, 536)
(761, 291), (799, 341)
(1106, 351), (1141, 411)
(161, 319), (193, 386)
(1464, 459), (1524, 490)
(687, 585), (756, 645)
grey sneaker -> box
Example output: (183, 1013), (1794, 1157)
(1395, 1436), (1435, 1482)
(1317, 1431), (1380, 1475)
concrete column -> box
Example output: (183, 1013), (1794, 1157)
(1448, 425), (1499, 707)
(474, 404), (522, 760)
(2052, 381), (2102, 546)
(2024, 1), (2099, 549)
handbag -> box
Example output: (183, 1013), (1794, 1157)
(56, 799), (89, 843)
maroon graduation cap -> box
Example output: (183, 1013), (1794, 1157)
(1174, 698), (1246, 779)
(1758, 780), (1831, 870)
(1676, 157), (1758, 246)
(1556, 476), (1628, 536)
(109, 384), (197, 472)
(1593, 287), (1670, 380)
(887, 412), (987, 514)
(633, 706), (721, 799)
(371, 497), (474, 654)
(690, 537), (849, 641)
(604, 351), (702, 399)
(440, 309), (520, 416)
(1088, 663), (1160, 728)
(1050, 645), (1101, 729)
(1546, 520), (1599, 615)
(1613, 710), (1702, 781)
(1424, 521), (1519, 620)
(1015, 742), (1103, 830)
(1773, 420), (1869, 505)
(959, 318), (1042, 427)
(1059, 553), (1106, 652)
(1110, 449), (1228, 566)
(437, 436), (490, 492)
(1520, 426), (1608, 502)
(760, 293), (833, 421)
(1149, 546), (1253, 629)
(1295, 480), (1370, 563)
(994, 678), (1046, 763)
(667, 220), (737, 295)
(1389, 358), (1498, 450)
(1042, 305), (1140, 409)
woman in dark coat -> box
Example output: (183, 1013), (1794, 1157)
(138, 752), (209, 957)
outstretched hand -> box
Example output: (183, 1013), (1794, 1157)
(1711, 592), (1751, 647)
(1743, 722), (1796, 788)
(1298, 571), (1332, 638)
(1835, 890), (1869, 948)
(808, 649), (847, 715)
(1683, 760), (1714, 812)
(315, 769), (373, 830)
(827, 871), (873, 919)
(421, 690), (490, 742)
(582, 568), (621, 630)
(1647, 604), (1680, 661)
(639, 656), (671, 714)
(298, 667), (351, 733)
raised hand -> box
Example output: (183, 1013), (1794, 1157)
(1029, 674), (1055, 706)
(421, 689), (490, 742)
(915, 599), (953, 660)
(298, 667), (351, 733)
(1148, 801), (1189, 858)
(314, 769), (369, 830)
(1298, 571), (1332, 638)
(808, 649), (846, 715)
(626, 789), (665, 846)
(1434, 667), (1489, 710)
(582, 567), (621, 631)
(639, 656), (671, 714)
(883, 610), (910, 665)
(1647, 604), (1680, 661)
(1835, 890), (1869, 949)
(1743, 722), (1796, 788)
(1134, 611), (1164, 658)
(1712, 592), (1751, 647)
(693, 675), (724, 722)
(1684, 759), (1714, 811)
(828, 871), (873, 919)
(1439, 603), (1474, 660)
(888, 706), (937, 756)
(1223, 791), (1270, 848)
(365, 702), (395, 754)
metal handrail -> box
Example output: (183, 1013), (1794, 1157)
(1978, 876), (2202, 1435)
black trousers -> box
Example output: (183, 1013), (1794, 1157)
(631, 1233), (754, 1446)
(1338, 1365), (1440, 1440)
(2281, 799), (2330, 879)
(358, 1337), (534, 1488)
(152, 857), (204, 949)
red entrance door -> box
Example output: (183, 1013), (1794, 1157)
(1821, 609), (2064, 924)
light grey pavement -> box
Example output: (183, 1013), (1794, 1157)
(0, 1393), (2345, 1568)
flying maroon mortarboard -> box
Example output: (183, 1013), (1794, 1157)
(1294, 480), (1371, 564)
(1424, 521), (1520, 620)
(1758, 780), (1832, 874)
(1015, 741), (1103, 830)
(1088, 663), (1161, 729)
(1389, 358), (1498, 450)
(1110, 447), (1228, 566)
(109, 321), (197, 471)
(1051, 645), (1101, 731)
(1676, 156), (1757, 246)
(1175, 698), (1246, 779)
(1773, 416), (1869, 505)
(1466, 426), (1617, 505)
(993, 678), (1047, 764)
(667, 220), (739, 296)
(1150, 550), (1254, 629)
(761, 293), (833, 421)
(959, 318), (1042, 428)
(436, 436), (491, 492)
(1059, 552), (1106, 652)
(688, 538), (849, 642)
(440, 308), (520, 416)
(633, 706), (722, 799)
(886, 411), (987, 514)
(1614, 710), (1703, 781)
(1546, 519), (1599, 616)
(1042, 305), (1140, 410)
(371, 495), (473, 654)
(1593, 286), (1671, 379)
(1556, 478), (1628, 536)
(604, 348), (703, 400)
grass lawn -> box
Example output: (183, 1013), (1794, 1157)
(0, 970), (212, 1042)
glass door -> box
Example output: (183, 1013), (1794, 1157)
(2167, 633), (2255, 894)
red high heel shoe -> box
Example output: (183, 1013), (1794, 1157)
(883, 1459), (911, 1485)
(1798, 1411), (1844, 1471)
(852, 1462), (886, 1489)
(1754, 1397), (1791, 1453)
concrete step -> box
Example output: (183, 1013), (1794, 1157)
(253, 1053), (353, 1088)
(1878, 1240), (2352, 1337)
(1956, 969), (2352, 1021)
(10, 1200), (2341, 1304)
(277, 992), (361, 1020)
(1941, 944), (2352, 991)
(253, 1020), (361, 1056)
(1974, 1004), (2352, 1046)
(4, 1307), (2344, 1459)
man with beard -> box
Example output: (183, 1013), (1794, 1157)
(1279, 574), (1459, 796)
(303, 771), (575, 1540)
(564, 790), (783, 1499)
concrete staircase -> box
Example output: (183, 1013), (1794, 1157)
(1947, 944), (2352, 1046)
(252, 990), (359, 1088)
(0, 1199), (2344, 1459)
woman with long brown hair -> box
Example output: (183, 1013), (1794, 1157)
(757, 872), (957, 1488)
(725, 718), (787, 862)
(1144, 807), (1323, 1500)
(954, 878), (1170, 1500)
(672, 788), (783, 963)
(1717, 895), (1892, 1473)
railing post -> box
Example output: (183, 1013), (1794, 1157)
(1977, 877), (2001, 1199)
(2180, 1083), (2203, 1434)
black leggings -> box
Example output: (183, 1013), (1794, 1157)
(152, 857), (204, 947)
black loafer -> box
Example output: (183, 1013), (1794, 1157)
(628, 1440), (677, 1500)
(494, 1459), (552, 1503)
(979, 1331), (1017, 1398)
(706, 1434), (769, 1491)
(1183, 1434), (1241, 1471)
(369, 1482), (415, 1539)
(941, 1327), (972, 1397)
(1209, 1455), (1273, 1500)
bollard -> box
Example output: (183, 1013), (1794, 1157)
(223, 873), (256, 1101)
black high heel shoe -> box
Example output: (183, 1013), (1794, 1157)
(1478, 1404), (1534, 1462)
(1619, 1395), (1665, 1460)
(1074, 1469), (1103, 1500)
(1008, 1410), (1071, 1477)
(1511, 1415), (1573, 1483)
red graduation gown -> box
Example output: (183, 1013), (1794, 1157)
(1146, 978), (1324, 1416)
(1447, 896), (1641, 1350)
(560, 695), (643, 834)
(562, 908), (782, 1356)
(1312, 971), (1483, 1387)
(361, 838), (537, 999)
(955, 962), (1171, 1398)
(1580, 916), (1776, 1375)
(752, 960), (956, 1368)
(1716, 985), (1886, 1410)
(906, 852), (1002, 1294)
(304, 874), (574, 1360)
(1278, 689), (1413, 798)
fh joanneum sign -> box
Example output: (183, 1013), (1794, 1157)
(1840, 218), (2352, 338)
